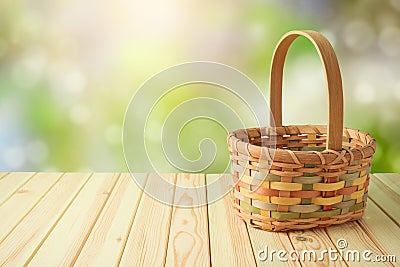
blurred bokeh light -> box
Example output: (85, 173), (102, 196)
(0, 0), (399, 172)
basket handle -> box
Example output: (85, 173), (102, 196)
(270, 30), (344, 151)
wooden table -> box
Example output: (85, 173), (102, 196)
(0, 172), (398, 266)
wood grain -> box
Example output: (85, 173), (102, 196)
(119, 173), (177, 267)
(75, 173), (148, 266)
(269, 30), (343, 150)
(28, 173), (120, 266)
(0, 172), (35, 205)
(207, 174), (257, 267)
(373, 173), (400, 191)
(325, 222), (392, 267)
(368, 174), (400, 224)
(165, 173), (210, 267)
(0, 172), (63, 243)
(0, 173), (92, 266)
(288, 229), (346, 266)
(248, 227), (299, 267)
(0, 172), (397, 266)
(357, 200), (400, 259)
(0, 172), (9, 180)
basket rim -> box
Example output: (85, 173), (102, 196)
(227, 125), (376, 165)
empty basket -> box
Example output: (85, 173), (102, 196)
(227, 30), (376, 231)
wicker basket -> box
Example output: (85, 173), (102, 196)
(227, 30), (376, 231)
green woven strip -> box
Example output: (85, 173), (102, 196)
(245, 201), (365, 220)
(304, 172), (316, 177)
(300, 208), (341, 219)
(301, 146), (325, 152)
(333, 199), (356, 209)
(301, 198), (312, 205)
(344, 181), (353, 187)
(239, 200), (261, 214)
(249, 201), (323, 214)
(302, 184), (313, 191)
(343, 195), (351, 201)
(304, 164), (315, 168)
(289, 204), (321, 213)
(350, 160), (359, 166)
(340, 172), (360, 181)
(271, 211), (300, 219)
(293, 176), (323, 184)
(251, 171), (281, 181)
(349, 202), (364, 212)
(340, 207), (350, 215)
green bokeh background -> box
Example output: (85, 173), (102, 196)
(0, 0), (399, 172)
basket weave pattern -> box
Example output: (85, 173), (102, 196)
(228, 125), (375, 231)
(227, 30), (376, 231)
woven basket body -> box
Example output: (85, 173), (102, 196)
(227, 30), (376, 231)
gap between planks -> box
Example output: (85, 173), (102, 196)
(0, 173), (398, 267)
(207, 174), (258, 266)
(0, 172), (36, 206)
(119, 173), (177, 266)
(368, 174), (400, 227)
(54, 173), (148, 266)
(0, 173), (94, 265)
(165, 173), (210, 267)
(26, 173), (122, 266)
(0, 172), (65, 244)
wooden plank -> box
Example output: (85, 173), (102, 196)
(0, 173), (92, 266)
(288, 229), (346, 266)
(0, 172), (35, 205)
(119, 173), (177, 266)
(0, 172), (63, 243)
(372, 174), (400, 197)
(74, 173), (148, 266)
(357, 200), (400, 259)
(0, 172), (9, 180)
(165, 173), (210, 266)
(207, 174), (257, 267)
(325, 222), (391, 266)
(248, 228), (299, 267)
(28, 173), (120, 266)
(368, 174), (400, 224)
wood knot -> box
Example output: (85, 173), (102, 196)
(296, 236), (307, 241)
(18, 189), (28, 194)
